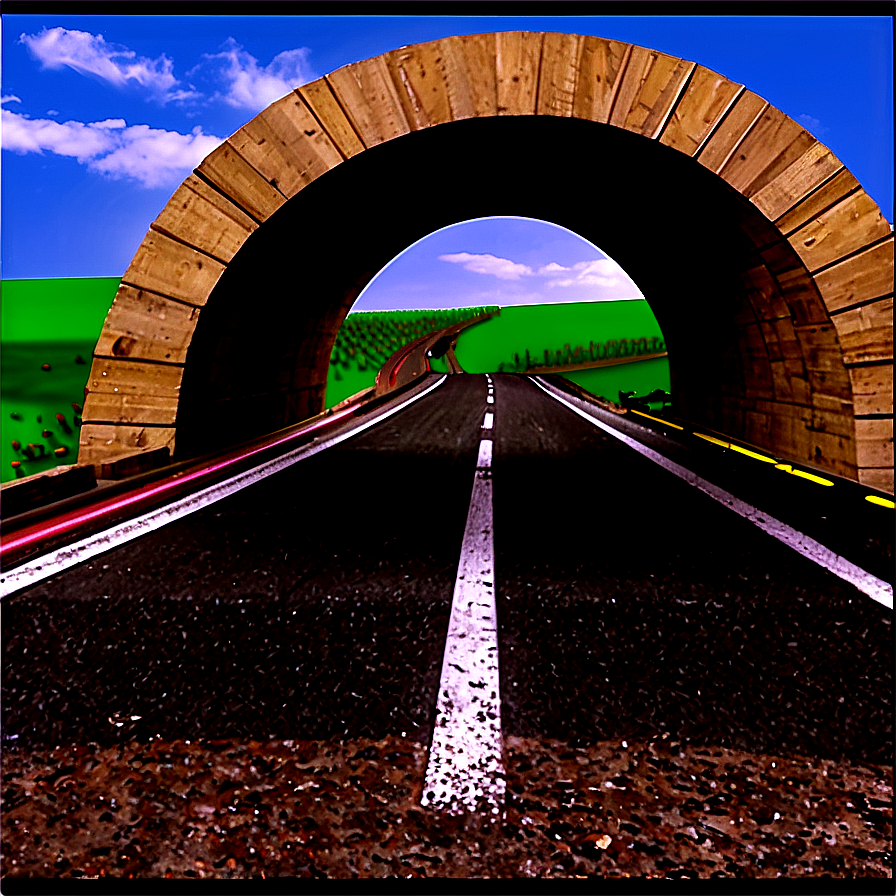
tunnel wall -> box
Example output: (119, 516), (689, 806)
(79, 32), (893, 492)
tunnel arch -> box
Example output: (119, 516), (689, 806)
(80, 31), (893, 492)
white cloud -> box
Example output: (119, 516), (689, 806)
(1, 94), (22, 104)
(545, 258), (625, 289)
(19, 27), (198, 103)
(198, 38), (317, 112)
(2, 107), (223, 188)
(439, 252), (534, 280)
(440, 253), (629, 287)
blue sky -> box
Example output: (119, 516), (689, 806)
(1, 13), (892, 310)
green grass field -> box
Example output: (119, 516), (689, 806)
(2, 281), (669, 484)
(453, 300), (670, 404)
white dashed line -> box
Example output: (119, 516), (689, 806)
(487, 395), (494, 404)
(482, 411), (494, 430)
(0, 376), (449, 599)
(532, 377), (894, 609)
(422, 428), (505, 816)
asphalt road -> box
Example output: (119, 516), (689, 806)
(2, 374), (892, 769)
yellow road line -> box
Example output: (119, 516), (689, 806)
(774, 464), (834, 486)
(694, 432), (729, 448)
(865, 495), (895, 509)
(630, 409), (684, 430)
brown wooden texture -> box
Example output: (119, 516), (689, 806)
(719, 105), (814, 198)
(229, 93), (344, 198)
(697, 90), (768, 172)
(78, 425), (176, 466)
(94, 285), (200, 365)
(122, 231), (225, 306)
(444, 33), (498, 120)
(849, 364), (893, 417)
(855, 418), (894, 471)
(152, 175), (258, 263)
(814, 238), (894, 313)
(496, 31), (542, 115)
(326, 56), (410, 146)
(84, 358), (183, 414)
(750, 142), (844, 221)
(572, 36), (630, 123)
(386, 39), (454, 130)
(196, 142), (286, 222)
(736, 323), (775, 400)
(831, 297), (894, 366)
(537, 32), (584, 117)
(775, 169), (861, 233)
(297, 79), (366, 158)
(789, 190), (892, 272)
(609, 46), (694, 138)
(859, 467), (894, 493)
(659, 65), (742, 156)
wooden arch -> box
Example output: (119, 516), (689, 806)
(79, 32), (893, 492)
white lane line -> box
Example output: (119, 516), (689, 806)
(487, 395), (494, 404)
(532, 377), (894, 609)
(482, 411), (494, 430)
(0, 376), (449, 599)
(422, 436), (505, 817)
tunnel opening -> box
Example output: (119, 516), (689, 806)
(323, 214), (671, 412)
(172, 113), (849, 476)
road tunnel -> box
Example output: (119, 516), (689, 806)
(79, 32), (893, 491)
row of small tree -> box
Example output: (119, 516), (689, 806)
(329, 307), (496, 375)
(498, 335), (666, 373)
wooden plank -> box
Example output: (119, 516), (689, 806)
(610, 47), (694, 137)
(775, 168), (861, 234)
(810, 401), (856, 441)
(750, 142), (844, 221)
(197, 142), (285, 222)
(122, 230), (225, 306)
(758, 319), (785, 361)
(297, 79), (365, 158)
(774, 266), (831, 326)
(718, 105), (814, 198)
(78, 425), (176, 466)
(659, 65), (742, 156)
(85, 358), (184, 399)
(795, 321), (852, 401)
(94, 284), (200, 364)
(496, 31), (543, 115)
(742, 263), (785, 322)
(81, 392), (180, 426)
(788, 190), (892, 272)
(386, 39), (454, 130)
(849, 363), (893, 417)
(769, 358), (811, 405)
(855, 418), (894, 470)
(537, 32), (583, 117)
(858, 467), (894, 494)
(326, 55), (411, 146)
(443, 32), (498, 120)
(815, 238), (894, 313)
(747, 398), (856, 478)
(697, 89), (768, 172)
(572, 35), (630, 123)
(152, 174), (257, 263)
(832, 297), (894, 366)
(229, 93), (344, 198)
